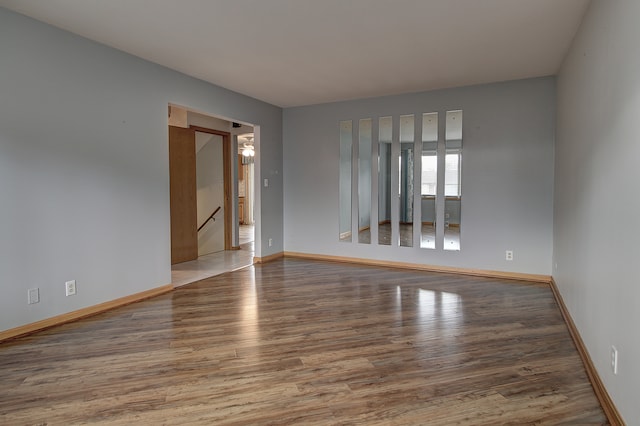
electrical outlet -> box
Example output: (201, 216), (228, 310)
(611, 346), (618, 375)
(506, 250), (513, 261)
(268, 238), (273, 247)
(65, 280), (76, 296)
(28, 288), (40, 304)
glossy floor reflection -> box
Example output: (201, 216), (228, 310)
(0, 258), (607, 424)
(444, 226), (460, 250)
(420, 223), (435, 248)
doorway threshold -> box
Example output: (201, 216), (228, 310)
(171, 241), (254, 287)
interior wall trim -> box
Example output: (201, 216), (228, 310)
(549, 278), (624, 425)
(253, 252), (284, 264)
(284, 251), (551, 283)
(0, 284), (173, 343)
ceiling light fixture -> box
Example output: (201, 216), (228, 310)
(241, 135), (255, 157)
(242, 145), (254, 157)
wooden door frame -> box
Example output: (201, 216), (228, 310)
(190, 125), (233, 251)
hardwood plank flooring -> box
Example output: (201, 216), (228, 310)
(0, 259), (607, 425)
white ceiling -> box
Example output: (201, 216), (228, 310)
(0, 0), (589, 108)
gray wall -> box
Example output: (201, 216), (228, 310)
(421, 198), (436, 223)
(555, 1), (640, 422)
(196, 134), (224, 256)
(444, 199), (461, 226)
(284, 77), (555, 274)
(0, 7), (282, 332)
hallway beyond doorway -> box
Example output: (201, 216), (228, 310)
(171, 225), (254, 286)
(239, 224), (253, 246)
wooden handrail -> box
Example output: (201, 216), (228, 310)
(197, 206), (221, 232)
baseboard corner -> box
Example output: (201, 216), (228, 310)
(253, 251), (284, 264)
(549, 278), (624, 425)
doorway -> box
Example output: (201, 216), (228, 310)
(168, 125), (231, 264)
(237, 132), (255, 249)
(168, 104), (256, 286)
(195, 131), (225, 256)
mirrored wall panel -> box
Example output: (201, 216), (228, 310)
(378, 116), (392, 245)
(340, 110), (464, 251)
(399, 115), (414, 247)
(339, 120), (352, 242)
(444, 110), (462, 251)
(420, 112), (438, 249)
(358, 119), (372, 244)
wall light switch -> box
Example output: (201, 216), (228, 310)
(264, 178), (269, 187)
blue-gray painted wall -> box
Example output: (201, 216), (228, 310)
(284, 77), (555, 273)
(0, 7), (282, 332)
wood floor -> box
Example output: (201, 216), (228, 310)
(0, 259), (607, 425)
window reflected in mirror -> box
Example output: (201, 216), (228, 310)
(339, 120), (353, 242)
(420, 112), (437, 249)
(378, 116), (392, 245)
(358, 119), (372, 244)
(399, 114), (414, 247)
(444, 110), (462, 251)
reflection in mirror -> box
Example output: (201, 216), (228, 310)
(444, 110), (462, 251)
(399, 115), (414, 247)
(420, 113), (438, 249)
(358, 119), (372, 243)
(378, 116), (392, 245)
(339, 120), (352, 242)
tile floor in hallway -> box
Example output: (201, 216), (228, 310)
(171, 225), (254, 287)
